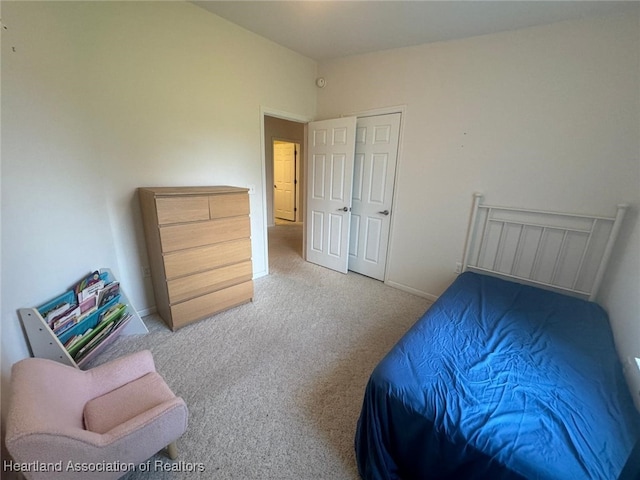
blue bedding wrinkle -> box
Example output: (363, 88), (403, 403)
(355, 272), (640, 480)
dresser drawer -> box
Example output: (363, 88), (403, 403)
(159, 216), (250, 252)
(209, 193), (249, 219)
(170, 281), (253, 329)
(163, 238), (251, 279)
(156, 196), (210, 225)
(167, 261), (253, 303)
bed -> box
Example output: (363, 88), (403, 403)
(355, 195), (639, 480)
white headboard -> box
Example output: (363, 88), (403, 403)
(462, 193), (627, 301)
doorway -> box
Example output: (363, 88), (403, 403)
(273, 140), (300, 223)
(263, 113), (308, 274)
(263, 115), (306, 227)
(261, 109), (402, 282)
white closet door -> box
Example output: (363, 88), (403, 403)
(349, 113), (401, 280)
(305, 117), (357, 273)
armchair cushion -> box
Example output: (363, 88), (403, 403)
(84, 371), (176, 434)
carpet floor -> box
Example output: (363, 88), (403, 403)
(91, 222), (432, 479)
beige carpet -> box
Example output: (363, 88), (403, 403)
(91, 222), (432, 479)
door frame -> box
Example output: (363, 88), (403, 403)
(259, 105), (405, 282)
(346, 105), (406, 283)
(260, 107), (312, 277)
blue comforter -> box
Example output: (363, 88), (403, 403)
(355, 272), (639, 480)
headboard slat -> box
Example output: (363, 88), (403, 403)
(462, 193), (627, 300)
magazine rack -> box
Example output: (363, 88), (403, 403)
(18, 268), (148, 369)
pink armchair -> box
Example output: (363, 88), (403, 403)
(5, 350), (188, 479)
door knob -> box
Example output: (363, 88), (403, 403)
(337, 207), (349, 212)
(378, 210), (390, 216)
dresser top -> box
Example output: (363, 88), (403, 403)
(139, 186), (249, 196)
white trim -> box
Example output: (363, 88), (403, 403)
(260, 107), (313, 276)
(345, 104), (408, 119)
(137, 305), (157, 318)
(253, 270), (268, 280)
(262, 107), (312, 124)
(385, 280), (439, 303)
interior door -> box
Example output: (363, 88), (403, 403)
(274, 140), (296, 221)
(305, 116), (357, 273)
(349, 113), (401, 280)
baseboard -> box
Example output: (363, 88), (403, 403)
(253, 270), (268, 279)
(137, 305), (157, 318)
(384, 280), (439, 303)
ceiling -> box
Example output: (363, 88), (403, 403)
(192, 1), (638, 61)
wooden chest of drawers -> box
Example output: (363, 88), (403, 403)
(138, 186), (253, 330)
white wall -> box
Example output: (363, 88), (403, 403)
(1, 1), (317, 422)
(317, 13), (639, 358)
(2, 1), (638, 426)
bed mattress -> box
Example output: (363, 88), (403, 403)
(355, 272), (640, 479)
